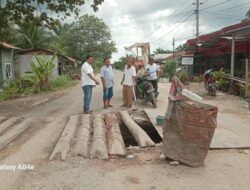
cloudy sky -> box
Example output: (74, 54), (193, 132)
(79, 0), (250, 61)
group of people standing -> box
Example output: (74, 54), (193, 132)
(81, 55), (114, 114)
(81, 55), (160, 114)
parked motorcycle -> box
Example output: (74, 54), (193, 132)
(135, 74), (157, 108)
(204, 69), (216, 96)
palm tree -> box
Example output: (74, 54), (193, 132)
(246, 9), (250, 18)
(153, 48), (171, 55)
(175, 44), (187, 51)
(14, 18), (52, 49)
(49, 22), (71, 55)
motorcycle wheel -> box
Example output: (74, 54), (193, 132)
(212, 88), (216, 96)
(149, 91), (157, 108)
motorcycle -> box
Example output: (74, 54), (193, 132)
(204, 69), (216, 96)
(135, 74), (157, 108)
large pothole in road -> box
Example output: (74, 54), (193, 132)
(139, 124), (162, 144)
(119, 121), (162, 148)
(49, 111), (163, 161)
(119, 123), (138, 147)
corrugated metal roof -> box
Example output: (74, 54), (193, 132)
(0, 41), (21, 50)
(19, 48), (76, 63)
(19, 48), (55, 55)
(166, 51), (194, 59)
(152, 53), (172, 60)
(61, 55), (76, 63)
(186, 20), (250, 46)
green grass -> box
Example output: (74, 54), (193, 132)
(192, 76), (203, 83)
(0, 86), (18, 101)
(0, 75), (73, 102)
(52, 75), (72, 89)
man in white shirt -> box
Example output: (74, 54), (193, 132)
(145, 58), (160, 97)
(100, 58), (114, 108)
(120, 57), (136, 108)
(81, 55), (100, 114)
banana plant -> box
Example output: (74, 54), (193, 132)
(31, 54), (56, 91)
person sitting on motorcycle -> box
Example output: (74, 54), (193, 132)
(204, 69), (214, 90)
(145, 58), (160, 98)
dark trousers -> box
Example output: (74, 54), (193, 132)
(148, 79), (158, 93)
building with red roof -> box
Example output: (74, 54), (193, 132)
(185, 19), (250, 78)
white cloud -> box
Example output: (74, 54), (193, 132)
(152, 9), (173, 19)
(105, 0), (118, 7)
(75, 0), (249, 61)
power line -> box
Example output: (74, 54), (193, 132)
(109, 10), (194, 29)
(142, 0), (193, 39)
(151, 13), (195, 46)
(210, 2), (250, 14)
(200, 12), (243, 21)
(155, 34), (195, 49)
(154, 18), (196, 47)
(204, 12), (245, 17)
(202, 0), (211, 3)
(151, 12), (195, 45)
(200, 13), (235, 29)
(151, 0), (249, 50)
(201, 0), (232, 11)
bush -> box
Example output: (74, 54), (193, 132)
(0, 75), (37, 100)
(113, 56), (130, 70)
(176, 71), (188, 83)
(192, 75), (203, 83)
(0, 74), (72, 102)
(52, 75), (72, 89)
(113, 60), (125, 70)
(163, 61), (176, 81)
(213, 71), (224, 81)
(212, 70), (229, 92)
(0, 85), (18, 101)
(15, 75), (38, 93)
(31, 54), (56, 91)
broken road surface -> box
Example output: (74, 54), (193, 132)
(0, 70), (250, 190)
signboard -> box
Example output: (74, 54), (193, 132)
(182, 57), (193, 65)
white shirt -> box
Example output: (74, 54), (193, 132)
(81, 62), (95, 87)
(100, 65), (114, 88)
(145, 63), (160, 80)
(123, 65), (136, 86)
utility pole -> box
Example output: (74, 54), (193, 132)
(193, 0), (202, 38)
(196, 0), (199, 38)
(172, 37), (175, 60)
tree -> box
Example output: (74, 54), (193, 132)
(12, 19), (52, 49)
(0, 0), (104, 41)
(163, 61), (176, 81)
(113, 56), (130, 70)
(63, 15), (116, 69)
(246, 9), (250, 18)
(175, 44), (187, 51)
(0, 21), (15, 42)
(0, 0), (104, 27)
(153, 48), (171, 55)
(49, 22), (72, 55)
